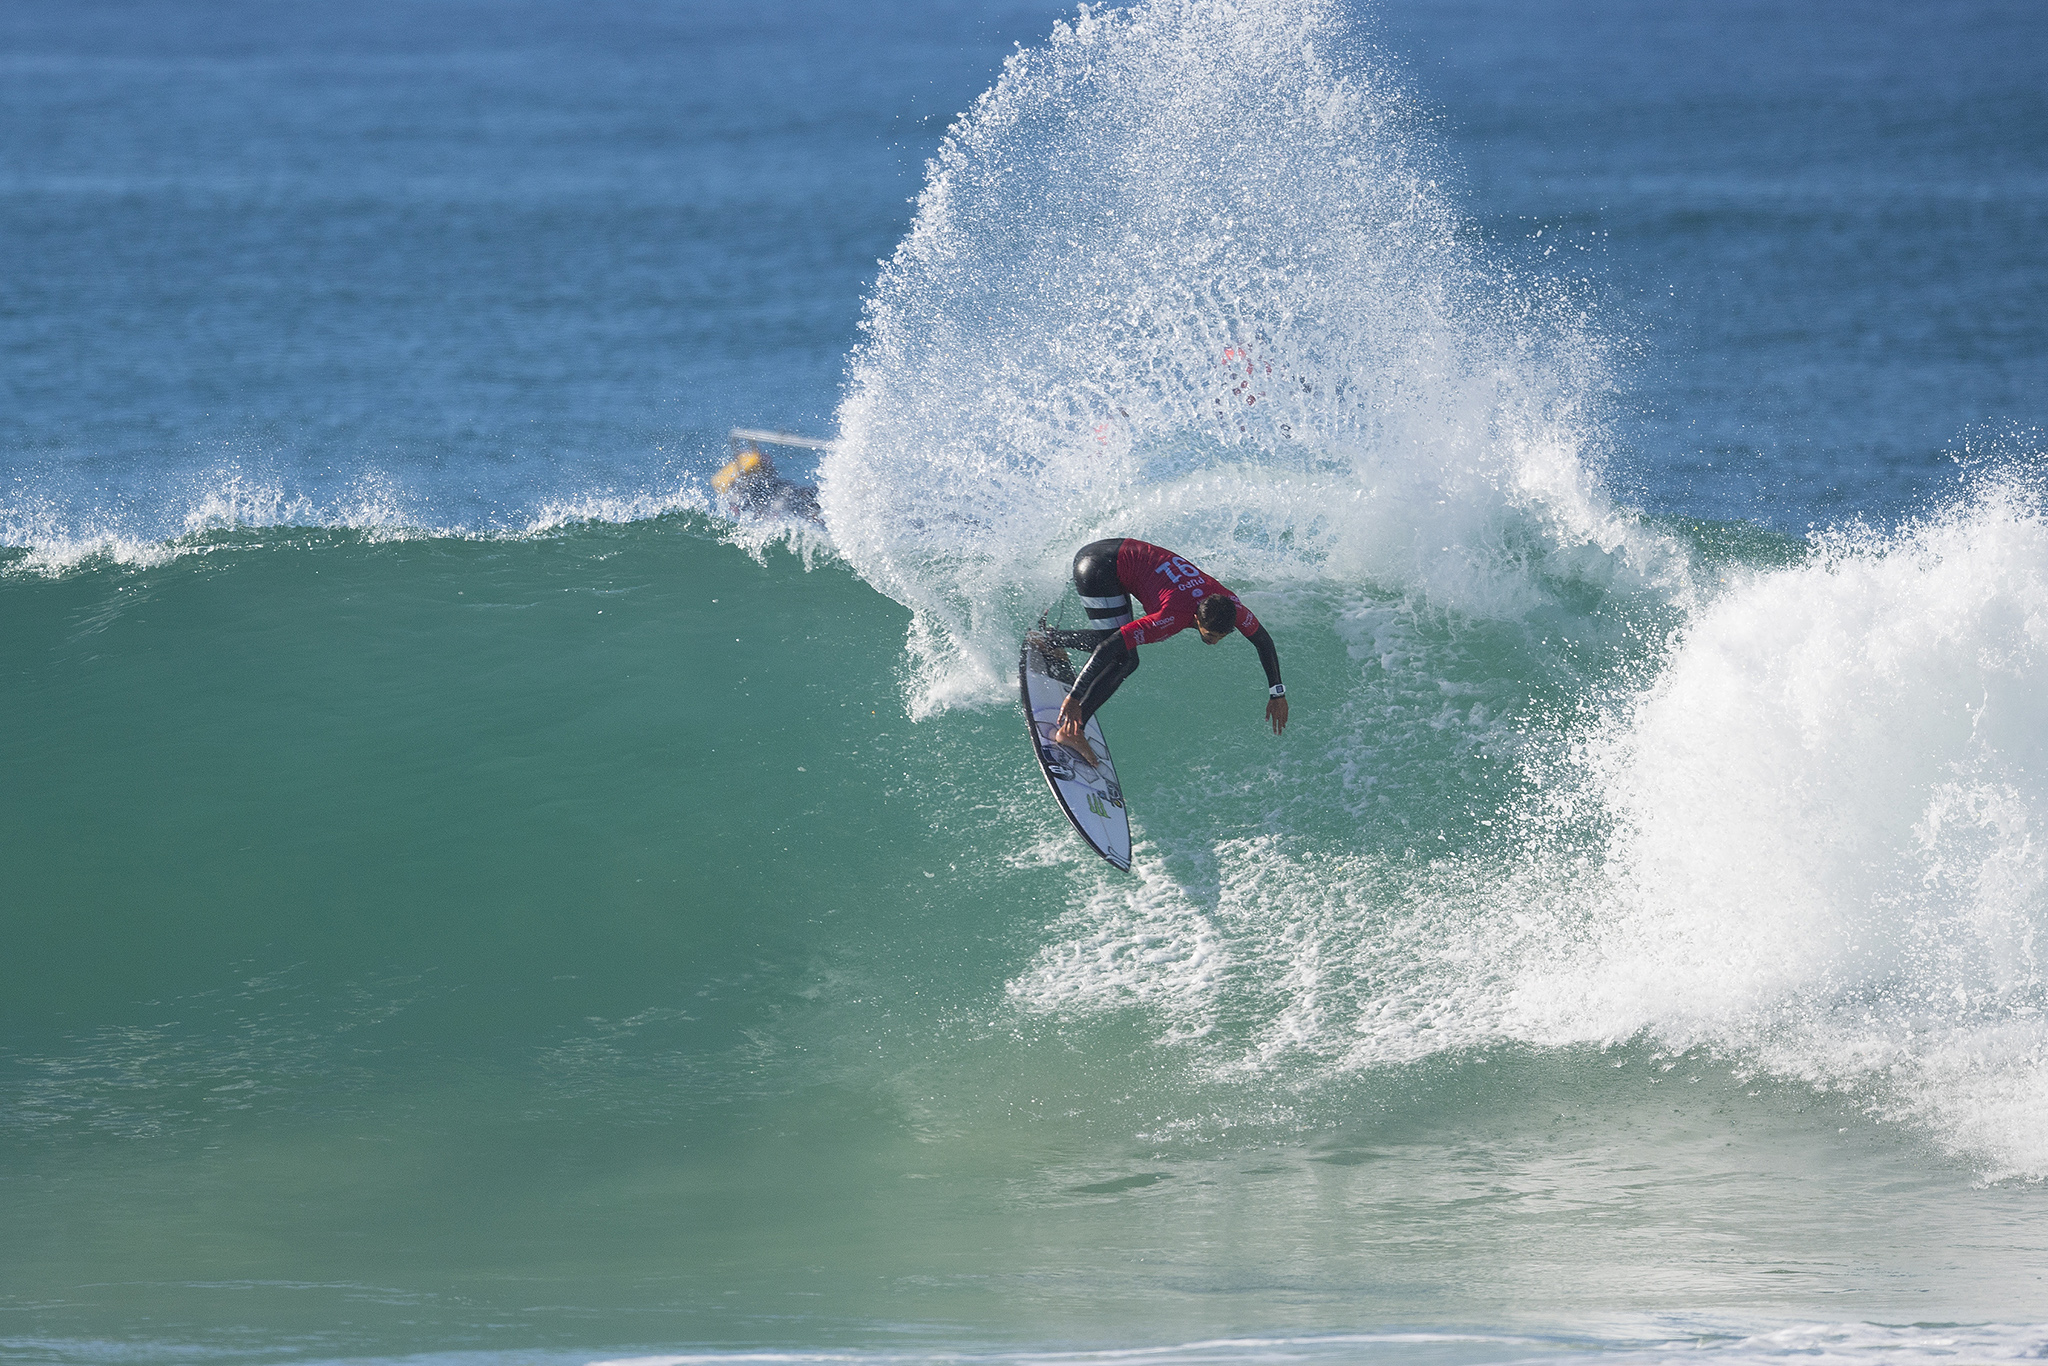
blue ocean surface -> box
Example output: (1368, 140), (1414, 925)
(4, 1), (2047, 1364)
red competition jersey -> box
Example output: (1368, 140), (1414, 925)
(1114, 540), (1262, 648)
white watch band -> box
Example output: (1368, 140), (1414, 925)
(1269, 683), (1286, 698)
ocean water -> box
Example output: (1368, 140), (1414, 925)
(4, 0), (2048, 1363)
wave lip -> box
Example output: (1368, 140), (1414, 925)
(0, 469), (716, 575)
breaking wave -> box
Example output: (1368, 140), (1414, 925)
(821, 0), (2048, 1177)
(826, 0), (1685, 715)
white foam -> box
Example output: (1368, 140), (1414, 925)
(1009, 482), (2048, 1177)
(1005, 849), (1231, 1042)
(1514, 483), (2048, 1175)
(587, 1320), (2048, 1366)
(1, 467), (719, 575)
(823, 0), (1686, 717)
(854, 0), (2048, 1179)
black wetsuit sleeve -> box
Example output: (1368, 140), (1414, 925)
(1067, 632), (1132, 722)
(1246, 624), (1282, 689)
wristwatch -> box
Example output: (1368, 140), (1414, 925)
(1269, 683), (1287, 698)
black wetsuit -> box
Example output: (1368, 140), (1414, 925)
(1045, 537), (1283, 726)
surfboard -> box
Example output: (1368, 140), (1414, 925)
(1019, 631), (1131, 872)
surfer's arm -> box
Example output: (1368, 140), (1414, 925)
(1246, 625), (1288, 736)
(1246, 624), (1282, 688)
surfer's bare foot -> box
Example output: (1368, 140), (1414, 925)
(1052, 714), (1099, 767)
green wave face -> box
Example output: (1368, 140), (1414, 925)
(7, 516), (2048, 1360)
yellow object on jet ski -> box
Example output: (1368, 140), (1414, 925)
(712, 450), (767, 494)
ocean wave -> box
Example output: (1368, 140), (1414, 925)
(0, 469), (733, 576)
(1518, 479), (2048, 1177)
(17, 1319), (2048, 1366)
(585, 1319), (2048, 1366)
(1010, 480), (2048, 1178)
(822, 0), (2048, 1181)
(824, 0), (1688, 718)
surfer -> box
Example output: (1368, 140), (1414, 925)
(711, 446), (821, 522)
(1046, 538), (1286, 765)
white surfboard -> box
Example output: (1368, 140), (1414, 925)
(1020, 633), (1132, 872)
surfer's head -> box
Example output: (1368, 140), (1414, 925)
(1194, 594), (1236, 643)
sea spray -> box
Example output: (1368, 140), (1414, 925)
(826, 0), (1684, 716)
(826, 0), (2048, 1179)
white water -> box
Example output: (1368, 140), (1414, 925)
(1518, 485), (2048, 1178)
(593, 1319), (2048, 1366)
(0, 465), (732, 575)
(824, 0), (2048, 1180)
(825, 0), (1683, 716)
(1003, 483), (2048, 1177)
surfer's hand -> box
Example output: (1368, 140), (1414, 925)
(1266, 695), (1289, 736)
